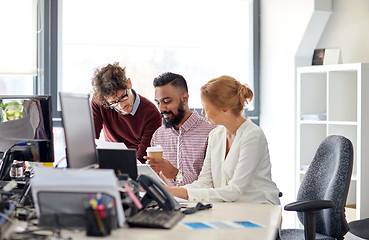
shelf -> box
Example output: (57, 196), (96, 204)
(297, 62), (368, 73)
(299, 120), (327, 125)
(297, 63), (369, 219)
(299, 120), (358, 126)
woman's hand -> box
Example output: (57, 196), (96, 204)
(159, 171), (189, 200)
(159, 171), (171, 187)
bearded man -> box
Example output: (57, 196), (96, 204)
(144, 72), (215, 186)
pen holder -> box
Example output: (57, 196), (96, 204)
(86, 206), (114, 237)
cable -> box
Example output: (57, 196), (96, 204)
(0, 140), (40, 181)
(54, 156), (66, 168)
(182, 202), (212, 214)
(0, 145), (16, 181)
(0, 142), (33, 181)
(77, 163), (99, 171)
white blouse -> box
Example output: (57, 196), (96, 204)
(183, 119), (280, 205)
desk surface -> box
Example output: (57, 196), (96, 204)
(61, 202), (281, 240)
(3, 202), (281, 240)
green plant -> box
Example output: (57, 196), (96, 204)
(0, 101), (23, 122)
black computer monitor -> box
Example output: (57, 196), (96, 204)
(0, 95), (54, 180)
(59, 92), (99, 169)
(98, 148), (138, 180)
(0, 95), (54, 162)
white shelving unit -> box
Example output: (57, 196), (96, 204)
(296, 63), (369, 219)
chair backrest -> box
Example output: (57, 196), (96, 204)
(297, 135), (353, 238)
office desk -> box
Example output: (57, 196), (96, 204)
(61, 202), (281, 240)
(3, 202), (281, 240)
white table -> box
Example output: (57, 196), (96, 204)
(61, 202), (282, 240)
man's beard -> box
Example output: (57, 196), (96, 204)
(161, 101), (186, 128)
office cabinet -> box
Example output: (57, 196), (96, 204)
(296, 63), (369, 219)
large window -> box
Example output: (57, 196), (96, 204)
(0, 0), (259, 114)
(0, 0), (259, 163)
(57, 0), (257, 113)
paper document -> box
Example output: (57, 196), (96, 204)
(301, 113), (327, 121)
(95, 139), (127, 149)
(183, 221), (263, 230)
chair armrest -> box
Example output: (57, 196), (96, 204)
(284, 200), (334, 212)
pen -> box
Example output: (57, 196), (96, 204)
(94, 208), (105, 234)
(98, 204), (106, 218)
(90, 199), (98, 209)
(97, 193), (103, 205)
(124, 184), (143, 209)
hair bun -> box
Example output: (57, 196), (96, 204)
(238, 84), (253, 104)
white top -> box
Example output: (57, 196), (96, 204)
(183, 120), (280, 205)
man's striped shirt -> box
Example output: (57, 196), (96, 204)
(151, 111), (215, 186)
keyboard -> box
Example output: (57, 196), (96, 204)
(126, 209), (185, 229)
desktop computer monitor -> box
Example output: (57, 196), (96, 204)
(59, 92), (98, 169)
(0, 95), (54, 162)
(0, 95), (54, 180)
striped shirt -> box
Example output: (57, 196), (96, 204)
(151, 111), (216, 186)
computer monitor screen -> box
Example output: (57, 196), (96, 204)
(98, 148), (138, 179)
(0, 95), (54, 163)
(59, 92), (98, 168)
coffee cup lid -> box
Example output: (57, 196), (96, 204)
(146, 145), (163, 152)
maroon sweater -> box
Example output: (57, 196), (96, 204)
(92, 95), (162, 162)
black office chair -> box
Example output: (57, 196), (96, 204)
(348, 217), (369, 238)
(281, 135), (354, 240)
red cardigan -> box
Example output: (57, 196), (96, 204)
(92, 95), (162, 162)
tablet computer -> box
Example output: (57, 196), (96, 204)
(137, 164), (165, 185)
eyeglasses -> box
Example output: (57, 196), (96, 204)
(108, 90), (129, 108)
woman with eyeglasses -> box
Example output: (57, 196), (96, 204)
(160, 75), (280, 204)
(91, 62), (162, 163)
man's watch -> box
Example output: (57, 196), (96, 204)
(175, 169), (183, 185)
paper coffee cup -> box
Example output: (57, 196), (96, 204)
(146, 145), (163, 158)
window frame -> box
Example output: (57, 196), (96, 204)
(39, 0), (60, 126)
(40, 0), (260, 126)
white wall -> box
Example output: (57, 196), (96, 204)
(260, 0), (314, 227)
(260, 0), (369, 228)
(318, 0), (369, 63)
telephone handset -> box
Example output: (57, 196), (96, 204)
(137, 174), (181, 211)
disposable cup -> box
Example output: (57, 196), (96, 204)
(146, 145), (163, 159)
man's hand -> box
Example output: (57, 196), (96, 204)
(143, 156), (178, 179)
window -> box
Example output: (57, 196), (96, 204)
(0, 0), (37, 95)
(56, 0), (258, 115)
(2, 0), (259, 163)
